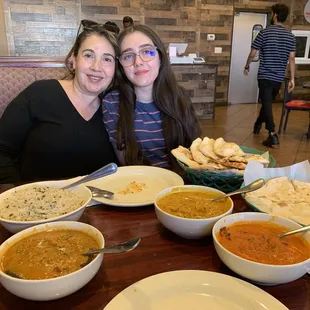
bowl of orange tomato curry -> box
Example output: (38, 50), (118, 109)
(212, 212), (310, 286)
(0, 221), (104, 301)
(154, 185), (233, 239)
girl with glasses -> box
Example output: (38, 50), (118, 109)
(0, 26), (119, 184)
(102, 25), (201, 170)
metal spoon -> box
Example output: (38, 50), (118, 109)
(63, 163), (118, 190)
(83, 237), (141, 256)
(278, 225), (310, 239)
(86, 186), (114, 200)
(209, 178), (265, 202)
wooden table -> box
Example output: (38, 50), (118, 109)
(0, 195), (309, 310)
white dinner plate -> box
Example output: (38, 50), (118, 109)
(104, 270), (288, 310)
(85, 166), (184, 207)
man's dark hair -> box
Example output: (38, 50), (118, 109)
(271, 4), (289, 23)
(123, 16), (133, 24)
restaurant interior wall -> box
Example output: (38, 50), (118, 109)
(0, 0), (8, 55)
(0, 0), (309, 104)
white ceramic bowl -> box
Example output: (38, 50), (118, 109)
(0, 221), (104, 301)
(212, 212), (310, 286)
(154, 185), (233, 239)
(0, 180), (92, 233)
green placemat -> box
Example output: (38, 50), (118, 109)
(177, 146), (276, 193)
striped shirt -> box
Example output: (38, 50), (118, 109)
(252, 25), (296, 83)
(102, 90), (169, 168)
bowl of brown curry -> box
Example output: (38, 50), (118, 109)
(154, 185), (233, 239)
(0, 221), (104, 301)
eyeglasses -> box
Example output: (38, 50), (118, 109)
(119, 46), (158, 67)
(76, 19), (119, 37)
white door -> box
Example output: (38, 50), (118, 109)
(228, 12), (267, 104)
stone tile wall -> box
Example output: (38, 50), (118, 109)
(1, 0), (309, 104)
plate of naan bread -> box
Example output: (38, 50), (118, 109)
(171, 137), (275, 193)
(243, 177), (310, 225)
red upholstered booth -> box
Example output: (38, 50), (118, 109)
(0, 57), (67, 118)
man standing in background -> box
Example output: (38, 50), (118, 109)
(244, 3), (296, 147)
(123, 16), (134, 28)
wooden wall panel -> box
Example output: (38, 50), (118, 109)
(143, 1), (200, 60)
(200, 2), (233, 105)
(234, 0), (278, 10)
(173, 64), (217, 119)
(0, 0), (8, 55)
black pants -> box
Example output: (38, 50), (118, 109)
(256, 79), (282, 132)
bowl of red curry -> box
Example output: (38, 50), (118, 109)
(212, 212), (310, 285)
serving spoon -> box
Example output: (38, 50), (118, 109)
(6, 238), (141, 276)
(209, 178), (266, 202)
(63, 163), (118, 190)
(86, 186), (114, 200)
(83, 237), (141, 256)
(278, 225), (310, 239)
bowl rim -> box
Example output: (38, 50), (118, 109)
(0, 180), (92, 224)
(0, 221), (104, 283)
(212, 212), (310, 268)
(154, 185), (234, 222)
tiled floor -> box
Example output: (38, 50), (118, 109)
(200, 103), (309, 167)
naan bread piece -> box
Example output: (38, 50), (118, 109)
(245, 177), (310, 225)
(228, 154), (270, 165)
(292, 180), (310, 196)
(245, 177), (299, 208)
(175, 145), (193, 160)
(246, 177), (295, 199)
(244, 195), (276, 213)
(217, 159), (247, 170)
(227, 155), (248, 163)
(213, 138), (226, 156)
(264, 177), (295, 195)
(245, 154), (270, 165)
(213, 138), (245, 157)
(171, 147), (200, 169)
(190, 138), (210, 165)
(246, 196), (310, 225)
(200, 161), (227, 170)
(199, 137), (219, 160)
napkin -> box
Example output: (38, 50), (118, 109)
(244, 160), (310, 186)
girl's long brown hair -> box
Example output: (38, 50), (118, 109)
(116, 25), (201, 168)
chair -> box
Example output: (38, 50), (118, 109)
(278, 79), (310, 139)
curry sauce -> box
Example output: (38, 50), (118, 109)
(1, 229), (99, 280)
(157, 190), (231, 219)
(217, 221), (310, 265)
